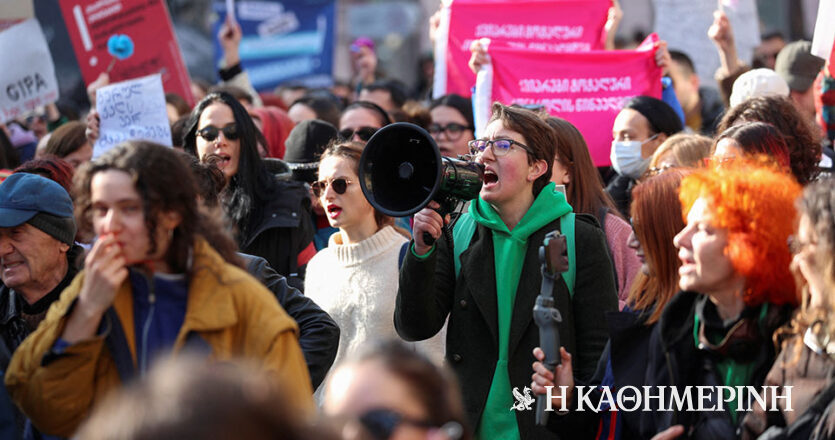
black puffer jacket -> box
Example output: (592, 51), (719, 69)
(241, 253), (339, 389)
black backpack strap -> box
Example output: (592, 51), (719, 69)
(102, 307), (137, 383)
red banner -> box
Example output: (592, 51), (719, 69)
(439, 0), (609, 97)
(59, 0), (193, 105)
(484, 37), (662, 166)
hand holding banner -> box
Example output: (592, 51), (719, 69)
(0, 19), (59, 123)
(479, 35), (663, 166)
(95, 74), (172, 158)
(436, 0), (609, 97)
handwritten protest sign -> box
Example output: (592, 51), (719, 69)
(95, 74), (171, 158)
(0, 19), (59, 123)
(476, 35), (662, 166)
(59, 0), (193, 105)
(435, 0), (609, 98)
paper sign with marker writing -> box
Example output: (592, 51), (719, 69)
(95, 74), (171, 158)
(0, 19), (59, 123)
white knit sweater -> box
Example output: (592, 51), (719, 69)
(305, 226), (446, 395)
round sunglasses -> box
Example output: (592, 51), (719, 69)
(311, 177), (353, 197)
(197, 124), (239, 142)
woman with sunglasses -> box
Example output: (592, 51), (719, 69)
(739, 177), (835, 439)
(183, 92), (315, 289)
(338, 101), (392, 143)
(4, 141), (314, 437)
(531, 170), (687, 439)
(397, 103), (617, 439)
(324, 339), (470, 440)
(639, 159), (800, 438)
(304, 142), (443, 397)
(429, 94), (475, 158)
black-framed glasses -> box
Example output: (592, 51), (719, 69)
(338, 126), (378, 142)
(428, 123), (473, 141)
(197, 124), (239, 142)
(467, 138), (532, 157)
(359, 408), (463, 440)
(311, 177), (352, 197)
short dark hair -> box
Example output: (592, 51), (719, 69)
(165, 93), (191, 119)
(341, 100), (393, 127)
(488, 103), (555, 196)
(430, 94), (474, 129)
(289, 95), (342, 128)
(669, 50), (696, 76)
(362, 79), (409, 109)
(623, 96), (684, 137)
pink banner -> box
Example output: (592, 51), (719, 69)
(487, 37), (662, 166)
(442, 0), (609, 97)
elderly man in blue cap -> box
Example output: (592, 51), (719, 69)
(0, 172), (82, 438)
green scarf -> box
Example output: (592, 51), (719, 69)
(471, 183), (572, 439)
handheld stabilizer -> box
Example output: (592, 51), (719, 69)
(534, 231), (569, 426)
(358, 122), (484, 245)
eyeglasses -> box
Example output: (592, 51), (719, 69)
(197, 124), (239, 142)
(643, 163), (675, 178)
(428, 123), (473, 141)
(467, 138), (532, 157)
(311, 177), (352, 197)
(338, 126), (378, 142)
(358, 408), (463, 440)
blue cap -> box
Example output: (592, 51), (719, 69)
(0, 173), (74, 228)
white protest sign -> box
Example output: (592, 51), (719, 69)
(0, 19), (59, 123)
(95, 74), (172, 158)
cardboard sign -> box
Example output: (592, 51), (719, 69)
(95, 74), (171, 158)
(476, 36), (662, 166)
(213, 0), (337, 90)
(435, 0), (609, 98)
(59, 0), (194, 105)
(0, 19), (59, 123)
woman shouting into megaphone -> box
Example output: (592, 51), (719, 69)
(396, 103), (618, 440)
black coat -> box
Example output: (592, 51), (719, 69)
(640, 291), (792, 439)
(547, 308), (657, 439)
(395, 215), (617, 439)
(240, 179), (315, 291)
(241, 253), (339, 390)
(605, 174), (637, 219)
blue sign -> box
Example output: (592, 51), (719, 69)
(214, 0), (335, 91)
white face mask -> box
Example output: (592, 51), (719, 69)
(610, 134), (658, 179)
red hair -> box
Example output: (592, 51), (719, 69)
(679, 157), (802, 306)
(249, 106), (295, 159)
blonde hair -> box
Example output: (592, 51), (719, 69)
(648, 133), (712, 170)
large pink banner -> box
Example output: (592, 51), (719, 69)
(487, 38), (662, 166)
(441, 0), (609, 97)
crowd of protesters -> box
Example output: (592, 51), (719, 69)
(1, 2), (835, 440)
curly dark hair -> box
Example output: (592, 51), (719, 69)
(74, 141), (242, 274)
(717, 96), (821, 184)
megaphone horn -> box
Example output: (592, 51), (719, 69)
(358, 123), (484, 242)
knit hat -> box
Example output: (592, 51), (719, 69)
(284, 120), (338, 183)
(0, 173), (76, 245)
(730, 68), (790, 108)
(775, 41), (825, 92)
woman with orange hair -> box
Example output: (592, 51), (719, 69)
(641, 159), (801, 439)
(531, 170), (687, 439)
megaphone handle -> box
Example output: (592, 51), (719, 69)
(423, 231), (436, 246)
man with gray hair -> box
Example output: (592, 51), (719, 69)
(0, 172), (82, 437)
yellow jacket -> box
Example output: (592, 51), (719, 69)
(5, 239), (314, 437)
